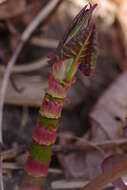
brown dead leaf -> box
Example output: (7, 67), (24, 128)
(58, 150), (104, 179)
(117, 0), (127, 48)
(57, 72), (127, 180)
(108, 24), (127, 71)
(0, 0), (6, 4)
(58, 152), (88, 179)
(0, 0), (26, 19)
(102, 154), (127, 189)
(85, 150), (104, 179)
(57, 133), (105, 179)
(20, 0), (42, 26)
(90, 71), (127, 141)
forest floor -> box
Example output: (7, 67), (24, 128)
(1, 0), (127, 190)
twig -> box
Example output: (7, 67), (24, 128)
(76, 137), (106, 156)
(1, 138), (127, 161)
(0, 42), (23, 143)
(0, 0), (61, 141)
(52, 180), (89, 189)
(30, 37), (58, 48)
(0, 43), (23, 190)
(82, 157), (127, 190)
(55, 134), (127, 153)
(49, 168), (63, 174)
(2, 161), (62, 175)
(0, 58), (48, 74)
(2, 138), (127, 161)
(2, 162), (22, 170)
(0, 0), (61, 142)
(78, 138), (127, 150)
(1, 146), (25, 161)
(0, 0), (61, 189)
(0, 143), (3, 190)
(0, 36), (58, 74)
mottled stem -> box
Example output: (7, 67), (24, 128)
(21, 4), (97, 190)
(21, 58), (77, 190)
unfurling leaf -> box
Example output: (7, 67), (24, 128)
(49, 3), (98, 77)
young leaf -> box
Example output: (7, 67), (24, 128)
(49, 3), (98, 77)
